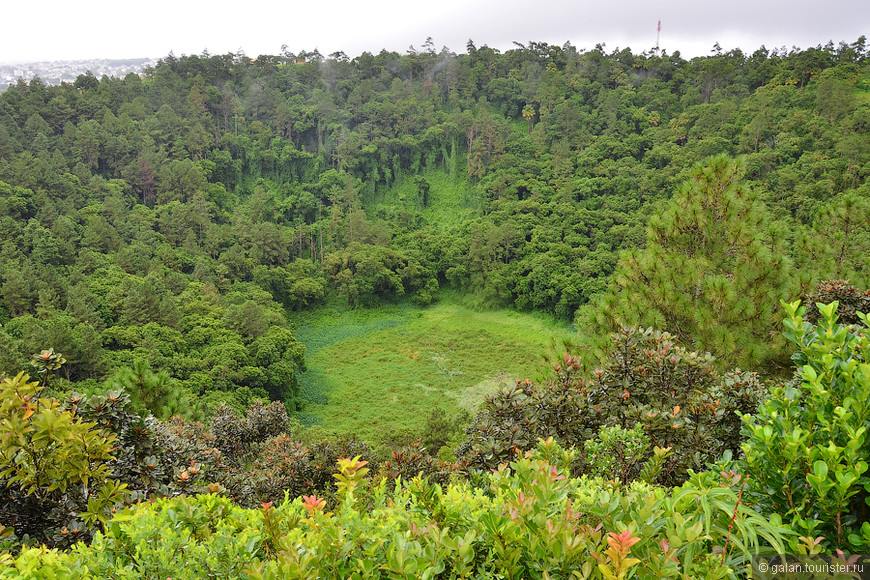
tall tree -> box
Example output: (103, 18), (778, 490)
(795, 193), (870, 290)
(583, 155), (795, 370)
(522, 104), (536, 134)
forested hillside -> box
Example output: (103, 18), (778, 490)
(1, 38), (868, 404)
(2, 38), (870, 577)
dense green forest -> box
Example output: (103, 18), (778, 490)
(2, 37), (870, 577)
(1, 39), (869, 391)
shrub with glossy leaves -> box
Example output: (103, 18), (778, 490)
(244, 434), (318, 504)
(459, 326), (767, 484)
(211, 401), (290, 461)
(380, 440), (455, 488)
(0, 373), (128, 548)
(804, 279), (870, 325)
(740, 300), (870, 551)
(2, 439), (790, 579)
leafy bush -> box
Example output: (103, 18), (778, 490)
(804, 279), (870, 325)
(3, 440), (790, 579)
(740, 300), (870, 551)
(380, 440), (455, 487)
(211, 401), (290, 461)
(0, 373), (128, 548)
(245, 434), (318, 504)
(73, 494), (263, 580)
(585, 424), (651, 484)
(459, 326), (767, 484)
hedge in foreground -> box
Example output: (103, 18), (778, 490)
(1, 440), (790, 580)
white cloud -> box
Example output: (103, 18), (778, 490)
(2, 0), (866, 63)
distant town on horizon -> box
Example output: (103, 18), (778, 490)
(0, 58), (157, 92)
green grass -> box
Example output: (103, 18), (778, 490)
(292, 300), (575, 443)
(366, 168), (482, 230)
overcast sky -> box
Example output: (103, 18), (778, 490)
(2, 0), (867, 64)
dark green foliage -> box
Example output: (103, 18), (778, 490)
(66, 388), (176, 500)
(380, 441), (454, 487)
(805, 279), (870, 325)
(305, 436), (378, 494)
(323, 242), (437, 307)
(210, 401), (290, 461)
(253, 261), (326, 311)
(246, 434), (317, 502)
(417, 406), (470, 459)
(233, 433), (380, 507)
(0, 43), (865, 348)
(140, 402), (382, 508)
(459, 326), (766, 484)
(50, 391), (376, 510)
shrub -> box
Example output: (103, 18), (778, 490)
(459, 326), (767, 484)
(7, 440), (790, 579)
(68, 389), (225, 501)
(805, 279), (870, 325)
(584, 424), (651, 484)
(740, 300), (870, 551)
(380, 440), (455, 487)
(0, 373), (128, 548)
(211, 401), (290, 462)
(245, 434), (318, 504)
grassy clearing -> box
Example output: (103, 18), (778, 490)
(366, 169), (482, 230)
(292, 300), (574, 443)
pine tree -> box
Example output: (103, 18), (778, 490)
(109, 359), (193, 420)
(585, 155), (795, 370)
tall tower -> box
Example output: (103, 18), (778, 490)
(656, 18), (661, 54)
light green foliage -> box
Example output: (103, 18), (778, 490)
(5, 440), (789, 579)
(333, 455), (370, 508)
(795, 193), (870, 289)
(0, 546), (89, 580)
(74, 494), (263, 580)
(740, 300), (870, 551)
(0, 373), (127, 547)
(294, 301), (573, 444)
(106, 358), (195, 419)
(585, 155), (794, 371)
(584, 425), (652, 484)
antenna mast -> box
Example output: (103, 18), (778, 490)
(656, 18), (661, 54)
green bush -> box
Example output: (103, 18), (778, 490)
(3, 440), (789, 579)
(459, 326), (767, 484)
(584, 424), (652, 484)
(73, 494), (263, 580)
(0, 373), (128, 548)
(740, 300), (870, 551)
